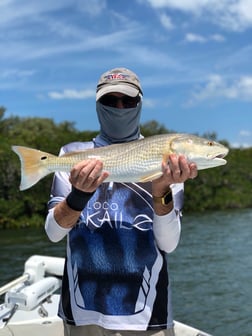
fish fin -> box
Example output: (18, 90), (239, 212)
(12, 146), (55, 190)
(139, 172), (163, 182)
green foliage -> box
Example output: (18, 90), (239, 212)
(141, 120), (174, 136)
(0, 110), (251, 228)
(0, 110), (83, 229)
(183, 147), (252, 213)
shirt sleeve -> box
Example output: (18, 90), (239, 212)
(44, 166), (72, 242)
(45, 208), (71, 242)
(153, 210), (181, 253)
(153, 183), (184, 253)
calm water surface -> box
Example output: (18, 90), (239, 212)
(170, 209), (252, 336)
(0, 209), (251, 336)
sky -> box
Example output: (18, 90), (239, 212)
(1, 0), (252, 148)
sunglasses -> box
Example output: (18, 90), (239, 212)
(99, 94), (140, 108)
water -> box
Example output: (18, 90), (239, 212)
(0, 227), (65, 285)
(169, 209), (252, 336)
(0, 209), (251, 336)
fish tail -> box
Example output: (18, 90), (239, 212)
(12, 146), (55, 190)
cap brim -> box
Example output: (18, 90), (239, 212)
(96, 84), (139, 101)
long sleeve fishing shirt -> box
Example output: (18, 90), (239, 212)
(45, 140), (184, 331)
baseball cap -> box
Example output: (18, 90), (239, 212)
(96, 67), (143, 101)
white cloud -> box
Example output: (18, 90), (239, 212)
(142, 98), (157, 108)
(159, 13), (174, 30)
(236, 76), (252, 98)
(210, 34), (226, 42)
(146, 0), (206, 12)
(48, 89), (95, 100)
(0, 69), (35, 79)
(76, 0), (107, 16)
(0, 1), (71, 27)
(239, 130), (251, 137)
(185, 33), (206, 43)
(231, 141), (251, 148)
(145, 0), (252, 31)
(232, 129), (252, 148)
(185, 33), (226, 43)
(0, 68), (36, 90)
(0, 27), (141, 62)
(189, 74), (252, 103)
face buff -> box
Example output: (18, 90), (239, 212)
(95, 100), (142, 146)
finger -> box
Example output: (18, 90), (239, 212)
(178, 156), (191, 179)
(82, 170), (110, 193)
(70, 159), (103, 188)
(168, 154), (182, 179)
(161, 160), (171, 175)
(188, 163), (198, 179)
(70, 159), (94, 180)
(78, 160), (103, 182)
(91, 171), (110, 187)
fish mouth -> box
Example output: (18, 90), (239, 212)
(213, 157), (227, 163)
(209, 153), (228, 166)
(215, 153), (227, 159)
(207, 155), (226, 160)
(210, 148), (229, 160)
(207, 152), (228, 165)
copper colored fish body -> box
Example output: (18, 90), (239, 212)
(12, 133), (229, 190)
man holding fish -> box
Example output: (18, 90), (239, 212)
(45, 67), (198, 336)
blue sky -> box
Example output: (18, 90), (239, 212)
(1, 0), (252, 148)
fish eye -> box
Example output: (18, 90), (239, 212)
(207, 141), (214, 146)
(41, 156), (47, 160)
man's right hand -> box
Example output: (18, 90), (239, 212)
(69, 159), (109, 192)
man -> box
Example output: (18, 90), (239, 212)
(45, 67), (197, 336)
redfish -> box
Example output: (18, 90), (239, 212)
(12, 133), (229, 190)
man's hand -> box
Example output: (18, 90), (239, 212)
(152, 154), (197, 196)
(152, 155), (197, 215)
(69, 159), (109, 192)
(54, 159), (109, 228)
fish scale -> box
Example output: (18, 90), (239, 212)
(57, 137), (166, 177)
(12, 133), (229, 190)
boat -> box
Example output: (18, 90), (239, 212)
(0, 255), (212, 336)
